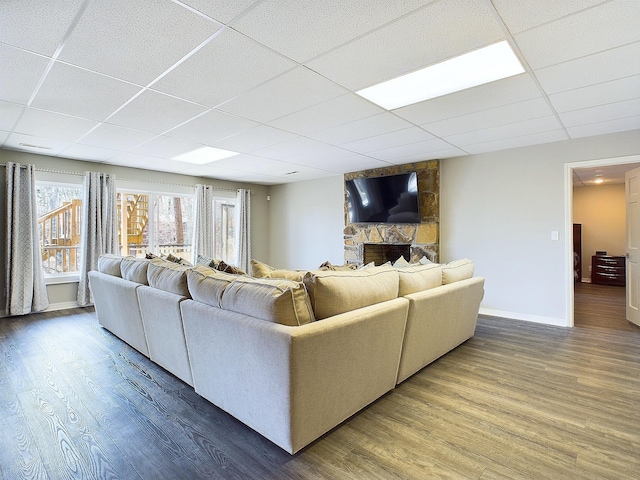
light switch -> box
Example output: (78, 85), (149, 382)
(551, 231), (559, 241)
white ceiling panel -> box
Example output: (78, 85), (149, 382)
(59, 0), (221, 85)
(549, 75), (640, 113)
(463, 129), (569, 154)
(382, 147), (468, 165)
(0, 0), (85, 56)
(233, 0), (433, 63)
(311, 113), (414, 145)
(31, 62), (141, 122)
(0, 130), (9, 145)
(255, 138), (354, 162)
(559, 99), (640, 127)
(180, 0), (260, 24)
(367, 138), (457, 161)
(306, 0), (503, 91)
(152, 28), (296, 108)
(269, 94), (384, 136)
(133, 135), (206, 159)
(394, 74), (541, 125)
(443, 116), (564, 147)
(284, 152), (389, 171)
(421, 98), (554, 137)
(533, 42), (640, 94)
(5, 132), (71, 155)
(212, 125), (298, 153)
(341, 127), (435, 154)
(515, 0), (640, 70)
(0, 101), (24, 131)
(108, 152), (164, 168)
(0, 44), (50, 104)
(107, 90), (209, 135)
(492, 0), (608, 34)
(218, 67), (347, 123)
(78, 124), (156, 151)
(567, 115), (640, 138)
(60, 144), (120, 162)
(166, 109), (258, 145)
(14, 108), (98, 142)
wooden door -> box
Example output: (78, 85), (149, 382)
(625, 166), (640, 326)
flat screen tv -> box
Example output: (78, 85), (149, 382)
(346, 172), (420, 224)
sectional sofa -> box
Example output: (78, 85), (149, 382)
(88, 255), (484, 454)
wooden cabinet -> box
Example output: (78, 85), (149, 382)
(592, 255), (626, 286)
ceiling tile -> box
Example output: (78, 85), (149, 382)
(59, 144), (120, 162)
(0, 101), (25, 131)
(5, 132), (71, 155)
(535, 42), (640, 94)
(0, 44), (50, 104)
(133, 135), (205, 159)
(492, 0), (608, 34)
(13, 108), (98, 143)
(559, 99), (640, 127)
(366, 138), (457, 161)
(233, 0), (433, 63)
(165, 109), (258, 145)
(306, 0), (504, 90)
(212, 125), (298, 153)
(421, 98), (553, 137)
(549, 75), (640, 112)
(443, 115), (564, 146)
(0, 130), (9, 145)
(310, 113), (414, 145)
(31, 62), (142, 121)
(0, 0), (85, 55)
(59, 0), (221, 85)
(514, 0), (640, 69)
(152, 28), (296, 107)
(78, 124), (156, 151)
(107, 90), (209, 135)
(382, 147), (467, 164)
(567, 115), (640, 138)
(341, 127), (435, 154)
(254, 137), (352, 161)
(268, 94), (384, 136)
(108, 152), (164, 168)
(463, 129), (569, 154)
(179, 0), (260, 24)
(394, 74), (541, 125)
(218, 67), (347, 123)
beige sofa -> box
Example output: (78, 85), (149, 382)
(89, 256), (484, 454)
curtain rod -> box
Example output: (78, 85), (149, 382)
(0, 163), (240, 193)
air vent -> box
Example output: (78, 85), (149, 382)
(19, 143), (53, 150)
(285, 171), (299, 175)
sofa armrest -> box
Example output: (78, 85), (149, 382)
(181, 297), (409, 454)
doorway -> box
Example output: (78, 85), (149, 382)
(565, 154), (640, 328)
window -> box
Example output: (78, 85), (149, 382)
(214, 198), (236, 264)
(118, 191), (194, 260)
(35, 182), (83, 276)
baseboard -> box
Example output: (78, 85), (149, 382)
(479, 308), (568, 327)
(45, 301), (82, 312)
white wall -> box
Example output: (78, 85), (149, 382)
(441, 129), (640, 326)
(268, 176), (344, 270)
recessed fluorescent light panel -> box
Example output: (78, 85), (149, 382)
(173, 146), (239, 164)
(356, 41), (525, 110)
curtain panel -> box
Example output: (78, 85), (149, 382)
(5, 162), (49, 315)
(236, 189), (251, 273)
(193, 184), (214, 261)
(77, 171), (118, 306)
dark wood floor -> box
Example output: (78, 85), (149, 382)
(1, 293), (639, 479)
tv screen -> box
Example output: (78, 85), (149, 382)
(346, 172), (419, 224)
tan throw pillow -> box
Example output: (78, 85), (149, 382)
(393, 255), (411, 268)
(187, 268), (237, 307)
(251, 259), (276, 277)
(147, 261), (190, 297)
(220, 277), (315, 326)
(397, 264), (443, 296)
(303, 266), (399, 320)
(120, 257), (150, 284)
(98, 254), (123, 277)
(442, 258), (474, 284)
(318, 261), (357, 271)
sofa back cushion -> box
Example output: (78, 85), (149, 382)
(147, 260), (190, 297)
(187, 267), (238, 307)
(442, 258), (474, 284)
(397, 264), (443, 296)
(98, 254), (123, 277)
(120, 257), (150, 284)
(220, 277), (315, 326)
(303, 266), (399, 320)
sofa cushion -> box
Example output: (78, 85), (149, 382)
(187, 267), (238, 308)
(98, 254), (123, 277)
(120, 257), (150, 284)
(220, 277), (315, 326)
(397, 264), (443, 296)
(442, 258), (474, 284)
(147, 261), (190, 296)
(303, 266), (399, 320)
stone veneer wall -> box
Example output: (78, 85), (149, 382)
(344, 160), (440, 265)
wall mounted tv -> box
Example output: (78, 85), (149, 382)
(346, 172), (420, 224)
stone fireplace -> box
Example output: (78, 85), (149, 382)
(344, 160), (439, 265)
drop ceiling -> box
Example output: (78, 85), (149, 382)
(1, 0), (639, 185)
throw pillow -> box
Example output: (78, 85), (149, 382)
(318, 261), (357, 271)
(442, 258), (474, 284)
(251, 259), (276, 277)
(216, 260), (246, 275)
(393, 255), (411, 268)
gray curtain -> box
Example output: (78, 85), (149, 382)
(77, 171), (118, 306)
(5, 162), (49, 315)
(235, 189), (251, 273)
(193, 184), (214, 261)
